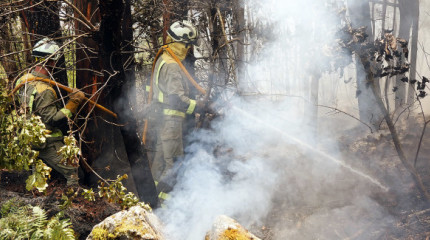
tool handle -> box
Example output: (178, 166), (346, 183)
(12, 77), (118, 118)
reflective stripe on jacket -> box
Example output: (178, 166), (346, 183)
(153, 53), (196, 118)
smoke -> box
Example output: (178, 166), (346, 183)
(156, 99), (391, 239)
(156, 98), (284, 239)
(154, 0), (399, 239)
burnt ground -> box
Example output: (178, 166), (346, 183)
(0, 170), (120, 239)
(1, 115), (430, 240)
(250, 115), (430, 240)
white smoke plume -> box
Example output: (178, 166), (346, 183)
(155, 0), (398, 239)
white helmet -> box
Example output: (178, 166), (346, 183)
(167, 20), (198, 45)
(32, 37), (61, 61)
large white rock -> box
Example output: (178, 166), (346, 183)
(86, 205), (164, 240)
(205, 215), (261, 240)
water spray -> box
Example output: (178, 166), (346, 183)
(230, 105), (389, 192)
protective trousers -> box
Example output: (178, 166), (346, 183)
(38, 141), (79, 186)
(151, 115), (184, 193)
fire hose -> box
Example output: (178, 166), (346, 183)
(141, 45), (207, 144)
(11, 77), (118, 119)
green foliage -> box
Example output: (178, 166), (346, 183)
(0, 198), (25, 218)
(60, 187), (80, 210)
(43, 211), (75, 240)
(0, 199), (75, 240)
(0, 79), (52, 192)
(82, 188), (96, 202)
(59, 174), (148, 211)
(25, 159), (52, 192)
(98, 174), (140, 209)
(63, 39), (76, 88)
(58, 135), (80, 167)
(0, 64), (6, 79)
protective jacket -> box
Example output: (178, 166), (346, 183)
(151, 40), (197, 195)
(152, 53), (197, 117)
(16, 70), (78, 185)
(16, 71), (72, 140)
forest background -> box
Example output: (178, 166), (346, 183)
(1, 0), (430, 239)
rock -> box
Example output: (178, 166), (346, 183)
(205, 215), (261, 240)
(86, 205), (164, 240)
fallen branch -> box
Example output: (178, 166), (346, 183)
(317, 104), (373, 133)
(407, 208), (430, 219)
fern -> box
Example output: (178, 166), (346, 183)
(30, 206), (48, 239)
(44, 212), (75, 240)
(0, 201), (76, 240)
(0, 229), (16, 240)
(0, 197), (24, 217)
(0, 204), (33, 239)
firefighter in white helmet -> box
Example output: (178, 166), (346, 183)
(15, 37), (86, 186)
(151, 20), (205, 200)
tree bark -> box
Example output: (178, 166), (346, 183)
(309, 73), (319, 144)
(394, 0), (419, 109)
(347, 0), (383, 130)
(405, 0), (419, 104)
(121, 0), (159, 207)
(162, 0), (171, 44)
(74, 0), (157, 207)
(0, 15), (19, 81)
(74, 0), (105, 173)
(210, 5), (228, 87)
(99, 0), (157, 207)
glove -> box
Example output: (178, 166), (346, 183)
(65, 88), (85, 114)
(70, 88), (85, 103)
(195, 99), (207, 114)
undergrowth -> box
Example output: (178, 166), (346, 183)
(0, 199), (75, 240)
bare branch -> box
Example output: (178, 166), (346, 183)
(61, 0), (98, 31)
(317, 105), (374, 133)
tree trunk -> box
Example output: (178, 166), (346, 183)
(395, 3), (409, 109)
(0, 15), (20, 81)
(162, 0), (171, 44)
(210, 5), (228, 87)
(116, 0), (158, 206)
(309, 73), (319, 144)
(405, 0), (419, 104)
(75, 0), (157, 207)
(347, 0), (383, 130)
(74, 0), (105, 176)
(393, 0), (418, 109)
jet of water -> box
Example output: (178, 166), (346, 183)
(230, 105), (389, 192)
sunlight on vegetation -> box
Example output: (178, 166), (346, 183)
(0, 199), (75, 240)
(64, 39), (76, 88)
(0, 64), (6, 80)
(0, 78), (52, 192)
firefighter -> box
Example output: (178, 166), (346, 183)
(16, 37), (85, 186)
(151, 20), (205, 198)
